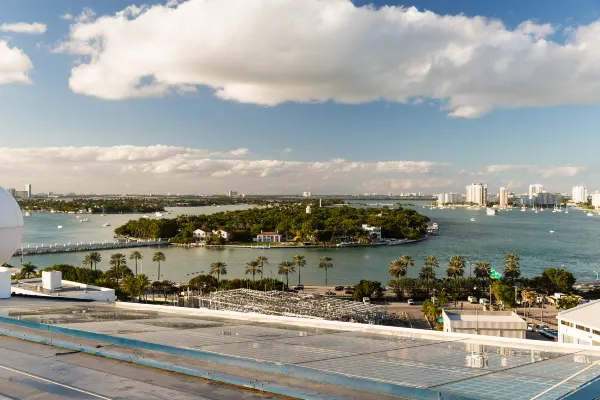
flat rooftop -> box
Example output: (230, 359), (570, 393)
(1, 298), (599, 400)
(12, 279), (101, 296)
(445, 310), (525, 323)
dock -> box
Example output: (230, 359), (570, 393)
(13, 239), (170, 257)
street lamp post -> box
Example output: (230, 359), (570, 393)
(594, 271), (599, 281)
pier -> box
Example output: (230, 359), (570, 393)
(13, 239), (170, 257)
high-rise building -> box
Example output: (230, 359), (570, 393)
(465, 183), (488, 206)
(25, 184), (32, 198)
(14, 190), (29, 199)
(528, 184), (544, 199)
(499, 187), (508, 209)
(437, 193), (459, 205)
(592, 190), (600, 209)
(7, 188), (16, 197)
(227, 190), (238, 197)
(572, 185), (588, 203)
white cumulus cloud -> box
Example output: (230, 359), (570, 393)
(53, 0), (600, 117)
(0, 22), (47, 35)
(0, 40), (33, 84)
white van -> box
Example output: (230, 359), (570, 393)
(468, 296), (478, 304)
(479, 298), (489, 305)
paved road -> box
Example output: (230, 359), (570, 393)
(0, 336), (274, 400)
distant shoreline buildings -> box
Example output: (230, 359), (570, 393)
(7, 184), (32, 199)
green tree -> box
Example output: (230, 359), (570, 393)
(474, 262), (491, 280)
(389, 259), (407, 279)
(504, 253), (521, 285)
(492, 281), (517, 309)
(278, 261), (296, 288)
(293, 254), (307, 286)
(123, 274), (149, 301)
(83, 251), (102, 271)
(424, 255), (439, 269)
(557, 295), (581, 310)
(129, 251), (143, 276)
(447, 255), (465, 280)
(256, 256), (268, 280)
(152, 251), (166, 281)
(209, 262), (227, 284)
(20, 262), (36, 279)
(541, 268), (576, 294)
(189, 274), (218, 294)
(318, 256), (333, 285)
(245, 260), (260, 281)
(352, 280), (383, 302)
(109, 253), (127, 286)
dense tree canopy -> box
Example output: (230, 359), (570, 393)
(115, 205), (430, 243)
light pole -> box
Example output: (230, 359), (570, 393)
(594, 271), (599, 281)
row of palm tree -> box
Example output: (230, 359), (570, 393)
(82, 250), (167, 284)
(207, 255), (334, 288)
(389, 253), (521, 293)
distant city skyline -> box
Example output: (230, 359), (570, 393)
(2, 1), (600, 193)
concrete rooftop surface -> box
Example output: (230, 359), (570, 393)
(0, 297), (599, 400)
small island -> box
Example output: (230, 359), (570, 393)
(114, 203), (430, 246)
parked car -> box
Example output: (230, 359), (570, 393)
(527, 323), (535, 332)
(294, 285), (305, 291)
(534, 324), (548, 333)
(545, 330), (558, 341)
(344, 289), (354, 295)
(407, 299), (415, 305)
(479, 298), (490, 305)
(334, 286), (344, 291)
(468, 296), (478, 304)
(344, 286), (353, 291)
(325, 291), (336, 296)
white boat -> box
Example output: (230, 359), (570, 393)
(587, 212), (594, 217)
(24, 212), (31, 217)
(486, 208), (498, 216)
(565, 209), (569, 214)
(470, 218), (476, 222)
(550, 230), (555, 233)
(521, 207), (526, 212)
(57, 225), (63, 229)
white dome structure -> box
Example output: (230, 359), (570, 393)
(0, 186), (24, 264)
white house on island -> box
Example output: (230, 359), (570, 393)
(192, 228), (213, 241)
(255, 231), (282, 243)
(361, 224), (382, 242)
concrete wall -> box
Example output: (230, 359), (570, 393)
(0, 268), (11, 299)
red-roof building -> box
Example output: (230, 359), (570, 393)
(255, 231), (282, 243)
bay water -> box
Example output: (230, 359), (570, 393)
(10, 203), (600, 285)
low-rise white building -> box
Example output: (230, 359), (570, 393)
(591, 190), (600, 209)
(361, 224), (382, 241)
(215, 229), (230, 241)
(442, 310), (527, 339)
(255, 232), (282, 243)
(557, 300), (600, 346)
(11, 271), (115, 301)
(192, 228), (213, 241)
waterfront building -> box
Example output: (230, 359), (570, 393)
(361, 224), (382, 242)
(227, 190), (238, 197)
(437, 192), (459, 205)
(528, 183), (544, 199)
(215, 229), (230, 241)
(442, 310), (527, 339)
(302, 191), (312, 197)
(255, 231), (282, 243)
(499, 187), (508, 209)
(572, 185), (588, 203)
(557, 300), (600, 346)
(592, 190), (600, 209)
(6, 188), (16, 197)
(465, 182), (487, 206)
(534, 192), (562, 206)
(192, 228), (213, 241)
(14, 190), (29, 199)
(25, 184), (32, 198)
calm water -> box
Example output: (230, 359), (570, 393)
(10, 203), (600, 284)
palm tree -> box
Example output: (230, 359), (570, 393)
(504, 253), (521, 284)
(424, 255), (439, 269)
(209, 262), (227, 285)
(129, 251), (143, 276)
(20, 262), (36, 278)
(83, 252), (102, 270)
(278, 261), (296, 288)
(400, 254), (415, 273)
(474, 262), (491, 280)
(446, 255), (465, 280)
(109, 253), (127, 286)
(256, 256), (268, 280)
(318, 256), (333, 285)
(293, 254), (306, 285)
(152, 251), (166, 281)
(419, 265), (436, 296)
(389, 259), (407, 279)
(245, 260), (260, 281)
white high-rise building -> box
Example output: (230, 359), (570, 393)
(591, 191), (600, 209)
(572, 185), (588, 203)
(499, 187), (508, 209)
(227, 190), (238, 197)
(528, 184), (544, 199)
(437, 193), (459, 205)
(465, 183), (488, 206)
(25, 184), (32, 198)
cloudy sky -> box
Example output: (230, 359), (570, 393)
(1, 0), (599, 195)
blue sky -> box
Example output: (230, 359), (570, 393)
(1, 0), (599, 194)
